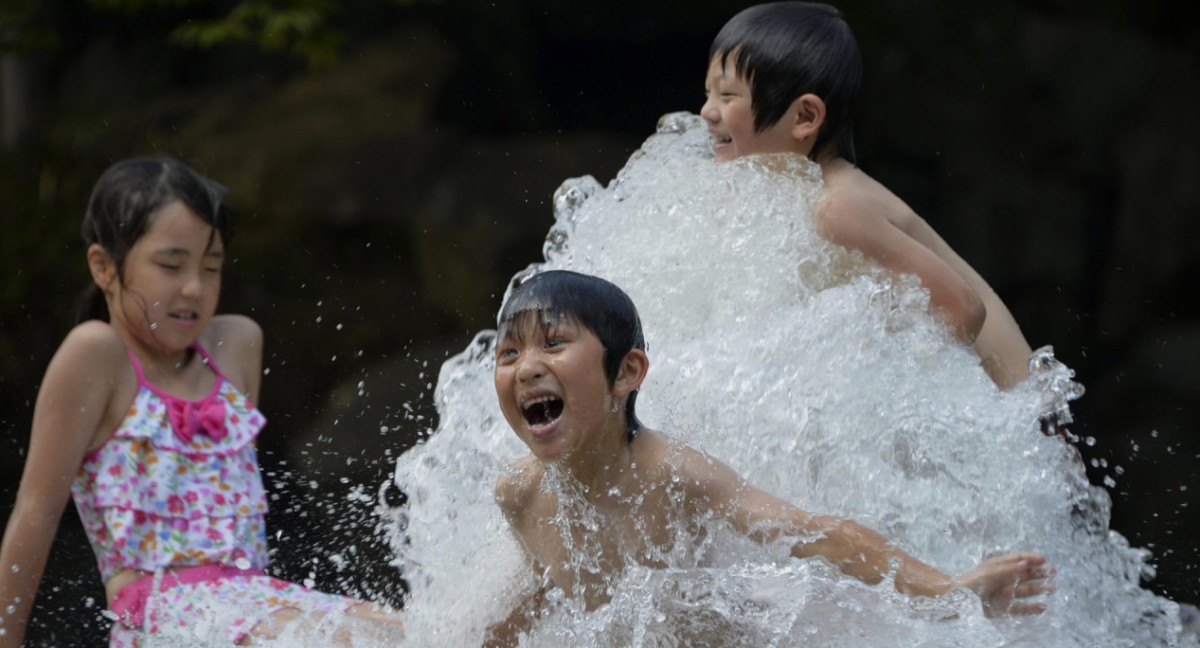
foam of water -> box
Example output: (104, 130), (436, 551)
(388, 113), (1196, 647)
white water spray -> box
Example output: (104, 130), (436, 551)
(389, 113), (1195, 647)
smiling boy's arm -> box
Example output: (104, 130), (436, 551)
(817, 189), (986, 343)
(486, 465), (548, 647)
(676, 447), (1052, 614)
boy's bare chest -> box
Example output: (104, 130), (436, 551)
(518, 487), (683, 606)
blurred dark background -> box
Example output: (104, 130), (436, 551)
(1, 0), (1196, 644)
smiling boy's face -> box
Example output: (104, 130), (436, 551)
(494, 312), (619, 462)
(700, 55), (802, 162)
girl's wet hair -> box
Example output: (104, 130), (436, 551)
(498, 270), (646, 438)
(710, 2), (863, 164)
(75, 157), (233, 324)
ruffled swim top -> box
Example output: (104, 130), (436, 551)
(71, 344), (269, 581)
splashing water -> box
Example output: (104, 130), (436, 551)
(387, 113), (1195, 647)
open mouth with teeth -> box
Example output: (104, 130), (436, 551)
(521, 395), (564, 428)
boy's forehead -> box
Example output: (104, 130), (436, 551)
(707, 51), (749, 84)
(498, 308), (583, 338)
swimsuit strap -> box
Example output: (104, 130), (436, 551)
(125, 343), (227, 400)
(190, 342), (229, 384)
(127, 350), (148, 390)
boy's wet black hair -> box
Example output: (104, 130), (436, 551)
(497, 270), (645, 439)
(76, 157), (233, 324)
(709, 2), (863, 164)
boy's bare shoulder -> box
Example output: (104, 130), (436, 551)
(632, 430), (722, 487)
(819, 161), (918, 231)
(495, 455), (544, 519)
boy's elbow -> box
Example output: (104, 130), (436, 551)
(948, 290), (986, 343)
(964, 296), (986, 341)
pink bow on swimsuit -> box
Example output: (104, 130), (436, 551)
(167, 398), (227, 444)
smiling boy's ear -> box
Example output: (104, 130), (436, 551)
(612, 348), (649, 397)
(787, 93), (827, 145)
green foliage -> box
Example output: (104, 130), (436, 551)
(168, 0), (342, 68)
(78, 0), (432, 67)
(0, 0), (58, 53)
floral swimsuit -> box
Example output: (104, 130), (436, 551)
(71, 344), (358, 646)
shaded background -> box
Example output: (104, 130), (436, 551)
(1, 0), (1196, 644)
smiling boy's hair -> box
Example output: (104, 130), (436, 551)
(710, 2), (862, 163)
(498, 270), (645, 437)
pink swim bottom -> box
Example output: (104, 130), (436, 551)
(108, 564), (360, 647)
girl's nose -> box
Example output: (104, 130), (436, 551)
(180, 272), (203, 299)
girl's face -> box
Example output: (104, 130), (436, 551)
(105, 200), (224, 358)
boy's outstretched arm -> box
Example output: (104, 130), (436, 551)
(677, 448), (1052, 615)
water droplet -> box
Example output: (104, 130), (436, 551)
(316, 316), (323, 323)
(235, 557), (252, 570)
(263, 368), (271, 375)
(152, 301), (161, 307)
(336, 323), (343, 331)
(380, 426), (390, 434)
(149, 322), (159, 330)
(8, 565), (16, 573)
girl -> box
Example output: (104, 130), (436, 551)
(0, 158), (404, 646)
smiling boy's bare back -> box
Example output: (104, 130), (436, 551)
(818, 158), (1033, 387)
(495, 430), (697, 609)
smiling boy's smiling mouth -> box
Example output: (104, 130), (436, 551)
(520, 394), (564, 431)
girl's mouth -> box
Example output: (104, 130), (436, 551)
(169, 311), (199, 327)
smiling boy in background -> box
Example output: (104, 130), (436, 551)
(701, 2), (1033, 388)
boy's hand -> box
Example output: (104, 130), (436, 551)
(954, 552), (1055, 617)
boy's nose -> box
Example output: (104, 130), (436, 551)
(700, 95), (719, 123)
(516, 356), (544, 383)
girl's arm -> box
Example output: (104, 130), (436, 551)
(0, 323), (127, 647)
(678, 448), (1051, 615)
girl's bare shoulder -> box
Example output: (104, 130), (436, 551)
(55, 321), (129, 376)
(202, 314), (263, 350)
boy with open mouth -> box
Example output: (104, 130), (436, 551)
(485, 270), (1054, 646)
